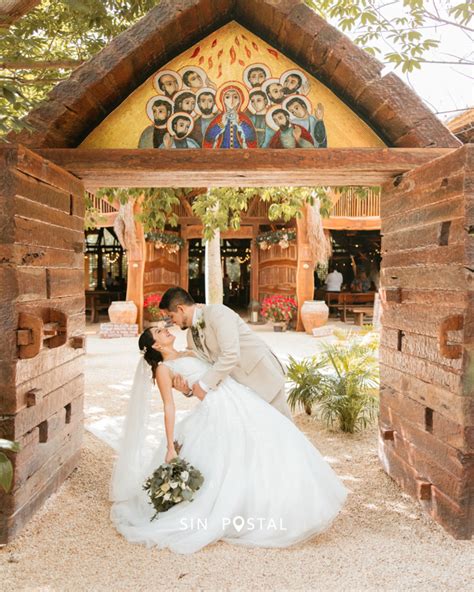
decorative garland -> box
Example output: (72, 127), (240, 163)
(256, 229), (296, 250)
(146, 232), (185, 254)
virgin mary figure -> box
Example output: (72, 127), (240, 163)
(203, 83), (257, 149)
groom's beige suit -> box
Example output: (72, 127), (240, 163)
(186, 304), (293, 421)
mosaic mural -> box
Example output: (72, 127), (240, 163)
(81, 22), (384, 150)
(139, 62), (328, 149)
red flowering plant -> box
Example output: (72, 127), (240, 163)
(143, 293), (163, 321)
(260, 295), (298, 325)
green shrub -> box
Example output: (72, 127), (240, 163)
(287, 331), (379, 433)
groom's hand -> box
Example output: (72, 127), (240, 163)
(172, 374), (190, 394)
(192, 383), (207, 400)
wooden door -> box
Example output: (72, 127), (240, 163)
(258, 242), (298, 301)
(0, 145), (86, 543)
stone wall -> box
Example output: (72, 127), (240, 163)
(0, 145), (85, 543)
(379, 144), (473, 539)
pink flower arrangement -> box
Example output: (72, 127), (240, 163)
(143, 293), (163, 321)
(260, 295), (298, 324)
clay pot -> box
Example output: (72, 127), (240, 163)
(300, 300), (329, 334)
(108, 300), (137, 324)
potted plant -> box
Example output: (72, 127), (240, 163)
(286, 330), (379, 432)
(260, 295), (298, 332)
(143, 293), (163, 327)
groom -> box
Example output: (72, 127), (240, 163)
(159, 286), (293, 421)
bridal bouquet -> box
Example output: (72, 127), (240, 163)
(143, 441), (204, 520)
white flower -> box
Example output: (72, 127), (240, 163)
(170, 481), (178, 488)
(160, 482), (170, 492)
(180, 470), (189, 481)
(163, 493), (171, 501)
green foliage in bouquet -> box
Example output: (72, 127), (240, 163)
(287, 331), (379, 433)
(143, 441), (204, 520)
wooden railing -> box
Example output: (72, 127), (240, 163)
(91, 195), (118, 213)
(331, 188), (380, 218)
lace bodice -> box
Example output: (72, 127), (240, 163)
(163, 355), (211, 384)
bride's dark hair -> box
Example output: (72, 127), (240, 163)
(138, 328), (163, 378)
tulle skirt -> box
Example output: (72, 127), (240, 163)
(110, 378), (347, 554)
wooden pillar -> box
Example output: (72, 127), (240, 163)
(204, 230), (223, 304)
(179, 228), (189, 290)
(0, 145), (85, 544)
(250, 224), (259, 302)
(379, 145), (473, 539)
(296, 210), (314, 331)
(125, 203), (145, 330)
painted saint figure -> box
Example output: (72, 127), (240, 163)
(284, 96), (327, 147)
(262, 79), (285, 105)
(154, 70), (182, 98)
(189, 88), (217, 147)
(160, 113), (200, 149)
(173, 90), (196, 116)
(267, 107), (315, 149)
(139, 96), (174, 148)
(203, 84), (257, 149)
(179, 66), (217, 91)
(243, 63), (271, 89)
(245, 89), (274, 148)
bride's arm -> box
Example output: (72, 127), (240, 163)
(155, 364), (177, 462)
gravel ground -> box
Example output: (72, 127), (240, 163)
(1, 322), (472, 592)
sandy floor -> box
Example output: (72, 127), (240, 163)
(1, 322), (472, 592)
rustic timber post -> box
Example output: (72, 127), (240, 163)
(296, 209), (315, 331)
(378, 144), (473, 539)
(0, 145), (85, 544)
(124, 200), (145, 330)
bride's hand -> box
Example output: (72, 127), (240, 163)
(165, 446), (177, 463)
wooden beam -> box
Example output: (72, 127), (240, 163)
(37, 148), (454, 190)
(323, 216), (381, 230)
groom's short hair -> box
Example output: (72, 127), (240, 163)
(159, 286), (195, 311)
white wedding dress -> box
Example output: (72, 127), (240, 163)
(110, 356), (347, 554)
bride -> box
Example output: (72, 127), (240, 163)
(110, 322), (347, 554)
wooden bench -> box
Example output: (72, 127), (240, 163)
(335, 292), (375, 322)
(348, 306), (374, 326)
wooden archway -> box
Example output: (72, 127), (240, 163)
(1, 0), (471, 546)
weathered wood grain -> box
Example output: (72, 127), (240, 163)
(36, 148), (453, 189)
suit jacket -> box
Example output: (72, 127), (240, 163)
(187, 304), (285, 403)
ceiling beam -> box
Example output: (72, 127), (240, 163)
(37, 148), (454, 190)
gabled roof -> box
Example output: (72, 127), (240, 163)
(10, 0), (460, 149)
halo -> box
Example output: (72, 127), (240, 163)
(265, 105), (290, 131)
(283, 94), (313, 116)
(178, 65), (214, 91)
(243, 63), (272, 88)
(279, 68), (310, 95)
(247, 88), (269, 114)
(194, 87), (218, 117)
(261, 77), (283, 97)
(145, 95), (174, 124)
(215, 81), (250, 113)
(166, 112), (195, 138)
(172, 89), (197, 117)
(153, 69), (182, 95)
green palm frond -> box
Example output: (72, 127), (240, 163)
(286, 333), (380, 433)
